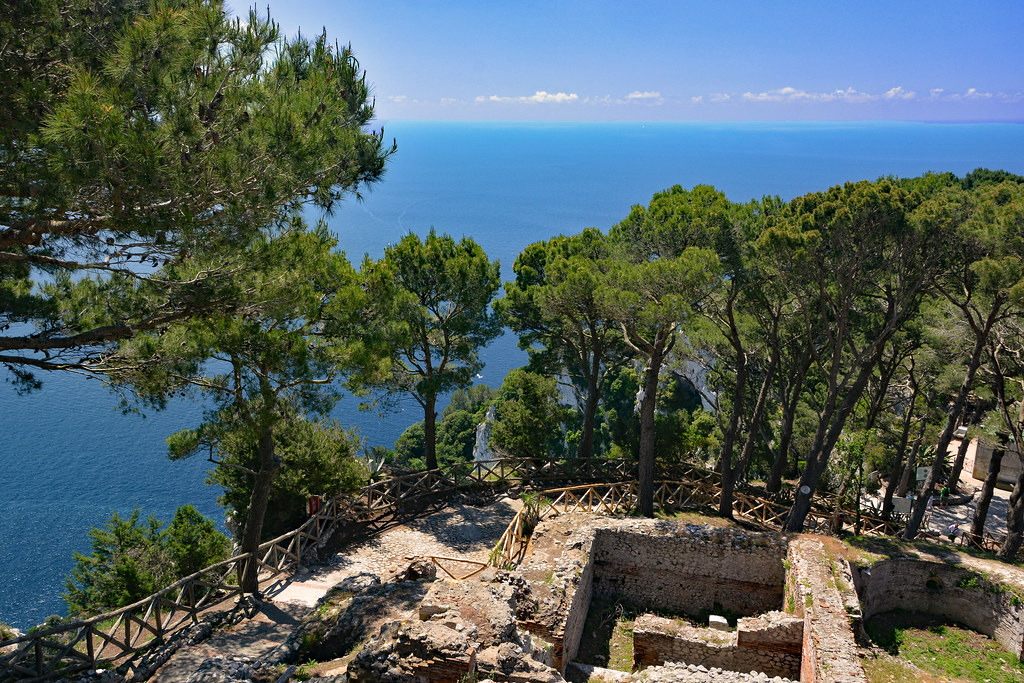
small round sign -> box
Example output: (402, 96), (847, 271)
(799, 485), (811, 495)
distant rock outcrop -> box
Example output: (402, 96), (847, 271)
(472, 404), (497, 461)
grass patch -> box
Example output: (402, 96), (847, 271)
(576, 597), (716, 672)
(655, 508), (739, 527)
(575, 597), (636, 671)
(864, 610), (1024, 682)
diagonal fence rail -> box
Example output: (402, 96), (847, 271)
(0, 454), (921, 680)
(489, 479), (906, 568)
(0, 456), (638, 681)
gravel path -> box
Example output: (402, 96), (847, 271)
(267, 494), (522, 606)
(151, 496), (522, 680)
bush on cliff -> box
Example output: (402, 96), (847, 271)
(64, 505), (229, 616)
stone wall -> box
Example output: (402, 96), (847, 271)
(590, 523), (788, 616)
(516, 514), (599, 674)
(785, 538), (866, 682)
(633, 611), (802, 679)
(515, 515), (789, 676)
(853, 558), (1024, 658)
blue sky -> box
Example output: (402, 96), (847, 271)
(252, 1), (1024, 122)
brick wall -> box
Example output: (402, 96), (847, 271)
(590, 524), (787, 616)
(785, 539), (866, 682)
(633, 611), (802, 679)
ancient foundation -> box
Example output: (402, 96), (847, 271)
(632, 611), (803, 679)
(309, 514), (871, 682)
(852, 557), (1024, 658)
(515, 515), (865, 681)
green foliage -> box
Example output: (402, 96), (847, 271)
(165, 504), (231, 578)
(495, 228), (625, 458)
(490, 369), (571, 461)
(210, 417), (367, 540)
(392, 386), (495, 469)
(0, 0), (393, 386)
(442, 385), (496, 419)
(110, 227), (371, 591)
(436, 409), (480, 466)
(64, 505), (229, 616)
(393, 421), (426, 470)
(596, 365), (717, 463)
(358, 229), (501, 470)
(962, 167), (1024, 190)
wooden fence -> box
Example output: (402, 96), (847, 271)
(489, 479), (906, 567)
(0, 454), (927, 680)
(0, 456), (637, 681)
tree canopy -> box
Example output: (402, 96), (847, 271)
(0, 0), (393, 387)
(357, 229), (501, 470)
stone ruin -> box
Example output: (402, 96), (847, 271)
(281, 512), (1024, 682)
(283, 514), (866, 682)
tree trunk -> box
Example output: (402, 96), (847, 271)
(897, 420), (928, 497)
(998, 464), (1024, 561)
(785, 349), (883, 532)
(992, 348), (1024, 561)
(735, 347), (781, 485)
(239, 428), (280, 594)
(904, 328), (991, 539)
(718, 350), (747, 518)
(766, 354), (810, 494)
(637, 352), (663, 518)
(882, 390), (920, 519)
(577, 370), (601, 460)
(971, 445), (1004, 541)
(947, 433), (972, 494)
(423, 393), (438, 471)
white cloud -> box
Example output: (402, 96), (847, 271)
(527, 91), (579, 103)
(626, 90), (661, 100)
(709, 92), (731, 103)
(439, 97), (461, 105)
(884, 86), (916, 100)
(476, 90), (579, 104)
(387, 95), (408, 103)
(742, 86), (872, 103)
(964, 87), (993, 100)
(736, 85), (920, 104)
(691, 95), (704, 104)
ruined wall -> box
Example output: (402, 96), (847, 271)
(633, 611), (802, 679)
(516, 516), (790, 676)
(516, 514), (599, 675)
(590, 524), (788, 617)
(785, 539), (866, 682)
(855, 558), (1024, 658)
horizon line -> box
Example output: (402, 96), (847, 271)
(371, 117), (1024, 126)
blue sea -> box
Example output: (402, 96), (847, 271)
(3, 121), (1024, 630)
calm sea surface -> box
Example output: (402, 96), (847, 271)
(3, 121), (1023, 629)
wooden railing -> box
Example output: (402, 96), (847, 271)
(0, 456), (636, 681)
(489, 478), (906, 568)
(0, 453), (921, 680)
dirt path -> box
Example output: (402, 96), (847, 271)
(149, 496), (521, 681)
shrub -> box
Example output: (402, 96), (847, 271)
(63, 505), (229, 616)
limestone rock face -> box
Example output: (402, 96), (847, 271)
(472, 405), (496, 461)
(419, 579), (518, 644)
(347, 618), (478, 682)
(388, 556), (438, 583)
